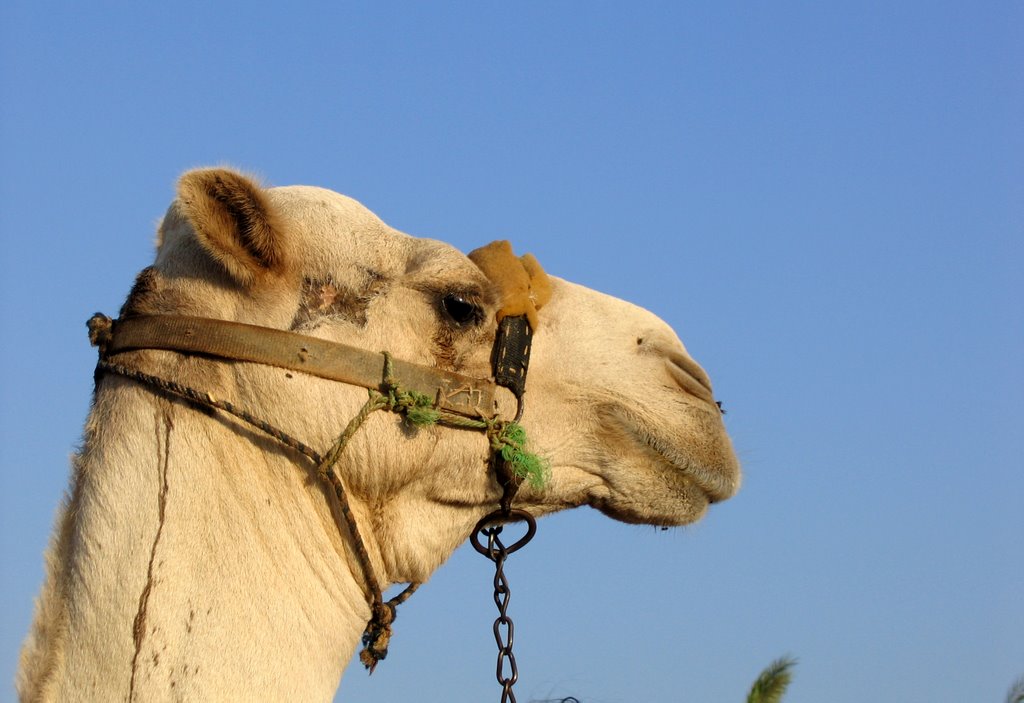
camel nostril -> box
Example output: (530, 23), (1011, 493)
(665, 351), (715, 405)
(636, 331), (717, 406)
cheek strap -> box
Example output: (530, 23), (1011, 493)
(468, 239), (552, 423)
(493, 315), (533, 422)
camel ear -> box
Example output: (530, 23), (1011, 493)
(175, 168), (288, 287)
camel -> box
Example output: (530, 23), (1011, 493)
(17, 167), (740, 702)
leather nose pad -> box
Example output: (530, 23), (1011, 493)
(492, 315), (533, 422)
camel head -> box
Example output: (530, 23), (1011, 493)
(18, 167), (741, 701)
(127, 167), (740, 582)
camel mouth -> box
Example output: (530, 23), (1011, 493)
(583, 404), (740, 527)
(641, 430), (739, 503)
(612, 407), (740, 504)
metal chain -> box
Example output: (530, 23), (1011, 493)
(471, 509), (537, 703)
(490, 526), (518, 702)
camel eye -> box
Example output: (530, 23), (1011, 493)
(441, 293), (482, 326)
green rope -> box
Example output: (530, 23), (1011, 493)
(493, 421), (550, 488)
(377, 354), (551, 488)
(318, 392), (389, 481)
(318, 360), (550, 668)
(389, 387), (441, 427)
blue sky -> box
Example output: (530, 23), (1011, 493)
(1, 2), (1021, 701)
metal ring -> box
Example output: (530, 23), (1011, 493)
(470, 509), (536, 556)
(512, 393), (525, 424)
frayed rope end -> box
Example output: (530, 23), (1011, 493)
(498, 422), (550, 489)
(359, 601), (396, 674)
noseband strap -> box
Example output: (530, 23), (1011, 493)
(97, 314), (498, 419)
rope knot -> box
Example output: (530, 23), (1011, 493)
(376, 355), (441, 427)
(359, 600), (397, 673)
(87, 313), (114, 353)
(489, 421), (550, 489)
(398, 387), (441, 426)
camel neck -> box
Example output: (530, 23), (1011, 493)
(26, 378), (372, 702)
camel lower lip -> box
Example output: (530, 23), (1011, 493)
(633, 426), (738, 502)
(600, 402), (738, 503)
(658, 455), (731, 502)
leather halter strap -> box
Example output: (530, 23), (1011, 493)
(102, 315), (498, 419)
(87, 242), (547, 673)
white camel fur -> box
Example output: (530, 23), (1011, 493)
(18, 168), (740, 701)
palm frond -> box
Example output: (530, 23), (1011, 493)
(746, 656), (797, 703)
(1006, 675), (1024, 703)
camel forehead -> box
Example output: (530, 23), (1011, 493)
(265, 185), (478, 281)
(263, 185), (408, 273)
(266, 185), (392, 234)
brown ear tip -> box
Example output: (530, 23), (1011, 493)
(172, 167), (288, 286)
(177, 166), (264, 196)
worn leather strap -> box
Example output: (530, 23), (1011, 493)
(492, 317), (533, 400)
(104, 315), (497, 419)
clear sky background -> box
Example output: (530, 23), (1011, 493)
(1, 3), (1021, 702)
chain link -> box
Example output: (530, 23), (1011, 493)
(489, 526), (519, 701)
(472, 510), (537, 703)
